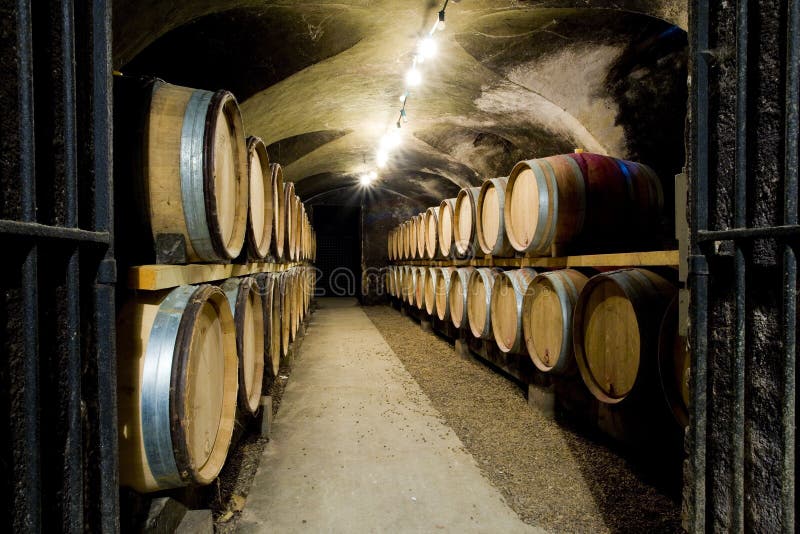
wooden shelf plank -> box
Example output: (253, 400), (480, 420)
(128, 261), (306, 291)
(393, 250), (679, 269)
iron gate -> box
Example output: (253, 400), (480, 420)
(687, 0), (797, 531)
(0, 0), (117, 531)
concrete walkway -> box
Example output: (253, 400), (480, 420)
(239, 298), (541, 533)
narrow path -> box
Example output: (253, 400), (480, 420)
(239, 298), (539, 533)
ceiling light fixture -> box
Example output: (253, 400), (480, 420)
(418, 36), (437, 60)
(405, 67), (422, 87)
(376, 149), (389, 168)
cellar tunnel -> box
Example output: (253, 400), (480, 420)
(116, 0), (689, 300)
(2, 0), (796, 532)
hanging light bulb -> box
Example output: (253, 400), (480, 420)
(380, 129), (402, 151)
(376, 149), (389, 168)
(437, 9), (446, 31)
(360, 171), (377, 186)
(419, 36), (437, 60)
(405, 67), (422, 87)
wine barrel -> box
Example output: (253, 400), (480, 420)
(245, 137), (273, 259)
(142, 81), (248, 262)
(467, 267), (503, 339)
(505, 153), (663, 255)
(402, 222), (411, 259)
(477, 177), (514, 257)
(573, 269), (676, 404)
(254, 273), (280, 380)
(283, 183), (297, 260)
(415, 213), (427, 259)
(490, 268), (538, 353)
(265, 274), (282, 378)
(658, 296), (690, 427)
(453, 186), (481, 258)
(292, 196), (303, 261)
(270, 163), (285, 260)
(277, 272), (292, 357)
(449, 267), (475, 329)
(396, 223), (405, 260)
(414, 267), (426, 309)
(424, 206), (439, 259)
(221, 277), (265, 414)
(405, 266), (416, 304)
(388, 229), (395, 260)
(386, 266), (394, 297)
(435, 267), (457, 321)
(117, 284), (238, 492)
(409, 216), (419, 259)
(438, 198), (457, 258)
(423, 267), (440, 316)
(522, 269), (589, 374)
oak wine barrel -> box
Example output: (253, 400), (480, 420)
(425, 206), (440, 259)
(490, 268), (538, 353)
(522, 269), (589, 374)
(283, 182), (297, 260)
(414, 267), (426, 309)
(142, 81), (248, 262)
(438, 198), (457, 258)
(221, 277), (265, 414)
(423, 267), (440, 316)
(449, 267), (475, 329)
(453, 186), (481, 258)
(292, 195), (303, 261)
(270, 163), (285, 259)
(117, 284), (238, 492)
(477, 177), (514, 257)
(467, 267), (503, 339)
(573, 269), (676, 404)
(658, 296), (690, 427)
(409, 216), (419, 259)
(277, 272), (292, 357)
(415, 213), (427, 259)
(245, 137), (273, 259)
(266, 274), (283, 377)
(435, 267), (457, 321)
(253, 273), (280, 380)
(505, 153), (663, 255)
(401, 222), (411, 259)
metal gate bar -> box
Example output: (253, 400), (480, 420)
(0, 0), (116, 531)
(688, 1), (799, 531)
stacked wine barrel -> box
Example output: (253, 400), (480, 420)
(115, 79), (317, 494)
(390, 152), (663, 261)
(386, 151), (688, 443)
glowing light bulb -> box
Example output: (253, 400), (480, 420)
(380, 130), (402, 151)
(405, 67), (422, 87)
(360, 172), (376, 186)
(376, 149), (389, 168)
(419, 37), (437, 60)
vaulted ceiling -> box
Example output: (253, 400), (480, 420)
(114, 0), (688, 207)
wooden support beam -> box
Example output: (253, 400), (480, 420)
(128, 261), (307, 290)
(395, 250), (679, 269)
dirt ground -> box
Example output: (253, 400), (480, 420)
(365, 304), (681, 534)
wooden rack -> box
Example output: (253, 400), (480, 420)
(128, 261), (308, 291)
(393, 249), (679, 269)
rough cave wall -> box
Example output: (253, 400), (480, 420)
(685, 0), (797, 531)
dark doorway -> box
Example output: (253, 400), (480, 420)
(312, 205), (361, 297)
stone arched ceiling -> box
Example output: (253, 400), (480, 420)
(114, 0), (688, 207)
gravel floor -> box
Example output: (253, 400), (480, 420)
(365, 304), (681, 534)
